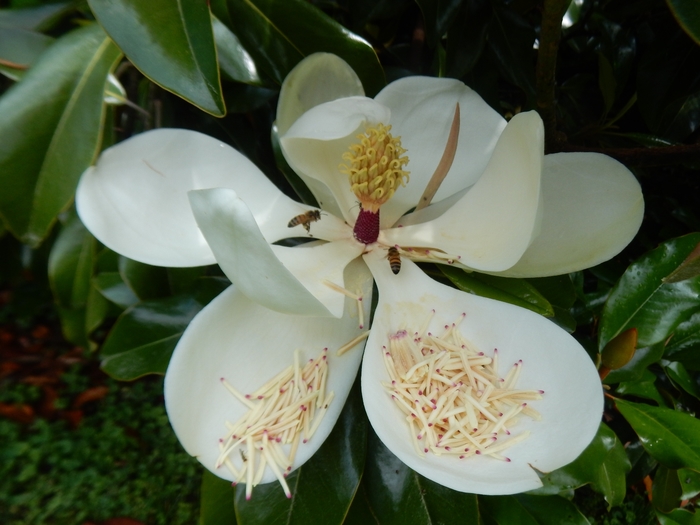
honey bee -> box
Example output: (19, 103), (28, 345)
(387, 246), (402, 275)
(287, 210), (321, 234)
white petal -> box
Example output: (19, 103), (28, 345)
(490, 152), (645, 277)
(165, 258), (373, 484)
(189, 188), (362, 317)
(76, 129), (301, 267)
(375, 76), (506, 227)
(280, 97), (391, 224)
(277, 53), (365, 136)
(361, 249), (603, 495)
(382, 112), (543, 272)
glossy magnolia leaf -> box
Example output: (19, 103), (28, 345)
(657, 508), (700, 525)
(362, 430), (480, 525)
(667, 0), (700, 45)
(118, 257), (171, 301)
(653, 465), (682, 512)
(212, 16), (260, 85)
(665, 311), (700, 371)
(665, 241), (700, 283)
(210, 0), (384, 96)
(343, 489), (378, 525)
(48, 214), (95, 310)
(480, 494), (590, 525)
(0, 28), (54, 81)
(616, 399), (700, 471)
(234, 380), (367, 525)
(665, 361), (700, 399)
(88, 0), (225, 116)
(678, 468), (700, 500)
(0, 23), (122, 246)
(414, 0), (463, 47)
(532, 423), (629, 508)
(0, 2), (72, 31)
(441, 267), (554, 317)
(200, 470), (237, 525)
(487, 4), (537, 100)
(598, 233), (700, 351)
(616, 370), (665, 406)
(93, 272), (139, 309)
(445, 0), (490, 78)
(604, 343), (665, 384)
(100, 278), (229, 379)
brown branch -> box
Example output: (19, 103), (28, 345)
(557, 142), (700, 167)
(535, 0), (570, 153)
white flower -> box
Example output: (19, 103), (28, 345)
(76, 53), (643, 495)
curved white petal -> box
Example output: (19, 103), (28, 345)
(361, 249), (603, 495)
(382, 112), (544, 272)
(375, 76), (507, 227)
(76, 129), (301, 267)
(277, 53), (365, 136)
(280, 97), (391, 224)
(490, 152), (645, 277)
(189, 188), (362, 317)
(165, 258), (373, 484)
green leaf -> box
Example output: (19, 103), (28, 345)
(200, 470), (237, 525)
(211, 0), (384, 96)
(118, 257), (171, 301)
(441, 267), (554, 317)
(487, 4), (536, 101)
(445, 0), (491, 78)
(93, 272), (139, 309)
(0, 3), (72, 31)
(665, 361), (700, 400)
(0, 23), (122, 246)
(481, 494), (590, 525)
(48, 214), (95, 310)
(657, 508), (700, 525)
(598, 233), (700, 352)
(616, 399), (700, 471)
(100, 278), (227, 379)
(0, 28), (54, 81)
(212, 15), (260, 85)
(362, 430), (480, 524)
(616, 370), (665, 406)
(665, 241), (700, 283)
(414, 0), (463, 48)
(678, 468), (700, 500)
(234, 379), (367, 525)
(88, 0), (225, 116)
(532, 423), (630, 508)
(665, 312), (700, 370)
(653, 465), (682, 512)
(598, 53), (616, 115)
(667, 0), (700, 45)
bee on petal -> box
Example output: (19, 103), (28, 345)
(387, 246), (402, 275)
(287, 210), (321, 234)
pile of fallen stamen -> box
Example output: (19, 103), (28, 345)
(382, 311), (543, 461)
(216, 348), (334, 499)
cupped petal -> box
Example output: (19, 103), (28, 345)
(381, 112), (543, 272)
(375, 76), (506, 227)
(76, 128), (303, 267)
(488, 152), (645, 277)
(165, 257), (373, 484)
(280, 97), (391, 223)
(361, 249), (603, 495)
(189, 188), (362, 318)
(277, 53), (365, 136)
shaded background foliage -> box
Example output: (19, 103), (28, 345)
(1, 0), (700, 523)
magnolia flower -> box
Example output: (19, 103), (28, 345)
(76, 53), (643, 495)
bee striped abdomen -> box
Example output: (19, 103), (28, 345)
(387, 246), (401, 275)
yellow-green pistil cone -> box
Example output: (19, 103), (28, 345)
(340, 123), (410, 244)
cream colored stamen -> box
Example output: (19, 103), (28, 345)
(382, 312), (542, 460)
(218, 348), (333, 499)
